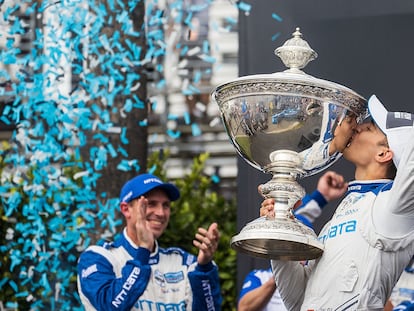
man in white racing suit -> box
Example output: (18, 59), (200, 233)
(261, 95), (414, 310)
(77, 173), (222, 310)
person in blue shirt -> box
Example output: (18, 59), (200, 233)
(77, 173), (222, 310)
(238, 267), (287, 311)
(394, 300), (414, 311)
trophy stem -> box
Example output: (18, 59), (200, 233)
(262, 150), (305, 217)
(230, 150), (324, 260)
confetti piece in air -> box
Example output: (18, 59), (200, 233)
(106, 143), (118, 158)
(117, 159), (140, 172)
(5, 302), (18, 309)
(156, 78), (165, 89)
(237, 1), (252, 14)
(198, 54), (216, 63)
(187, 46), (201, 56)
(272, 32), (281, 41)
(138, 119), (148, 126)
(167, 128), (181, 139)
(146, 134), (156, 146)
(211, 174), (220, 183)
(167, 113), (179, 120)
(272, 12), (283, 22)
(184, 111), (191, 124)
(191, 123), (201, 136)
(148, 164), (157, 174)
(120, 127), (129, 144)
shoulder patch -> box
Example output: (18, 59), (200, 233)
(81, 263), (98, 278)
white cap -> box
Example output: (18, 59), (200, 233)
(368, 95), (414, 167)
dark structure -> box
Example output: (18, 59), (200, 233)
(237, 0), (414, 292)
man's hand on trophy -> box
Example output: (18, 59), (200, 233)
(260, 199), (302, 219)
(260, 198), (275, 218)
(317, 171), (348, 202)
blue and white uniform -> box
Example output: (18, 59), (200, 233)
(77, 229), (222, 310)
(239, 268), (288, 311)
(271, 128), (414, 311)
(394, 300), (414, 311)
(391, 257), (414, 309)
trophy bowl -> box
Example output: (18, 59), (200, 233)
(211, 28), (367, 260)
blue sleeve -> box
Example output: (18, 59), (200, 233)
(294, 190), (327, 229)
(300, 190), (327, 208)
(238, 270), (262, 301)
(295, 213), (314, 229)
(393, 300), (414, 311)
(77, 247), (152, 310)
(188, 262), (223, 310)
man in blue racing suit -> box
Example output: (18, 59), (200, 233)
(77, 173), (222, 310)
(261, 95), (414, 310)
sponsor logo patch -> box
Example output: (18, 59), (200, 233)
(164, 271), (184, 283)
(154, 270), (166, 287)
(112, 267), (141, 308)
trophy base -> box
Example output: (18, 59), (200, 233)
(231, 216), (324, 260)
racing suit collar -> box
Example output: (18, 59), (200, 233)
(346, 179), (393, 195)
(121, 228), (159, 258)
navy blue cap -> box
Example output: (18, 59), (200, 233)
(119, 173), (180, 203)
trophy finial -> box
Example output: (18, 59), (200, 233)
(293, 27), (302, 37)
(275, 27), (318, 73)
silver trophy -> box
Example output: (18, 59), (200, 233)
(211, 28), (367, 260)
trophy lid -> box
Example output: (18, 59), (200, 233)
(212, 27), (366, 119)
(275, 27), (318, 73)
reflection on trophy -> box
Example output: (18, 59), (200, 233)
(211, 28), (367, 260)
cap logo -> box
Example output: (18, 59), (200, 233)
(144, 178), (162, 184)
(394, 111), (413, 120)
(386, 112), (414, 129)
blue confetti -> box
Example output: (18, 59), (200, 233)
(0, 278), (8, 288)
(237, 1), (252, 13)
(191, 123), (202, 136)
(167, 128), (181, 139)
(6, 302), (18, 309)
(272, 12), (283, 22)
(138, 119), (148, 126)
(272, 32), (281, 41)
(184, 111), (191, 124)
(211, 174), (220, 184)
(107, 143), (118, 158)
(120, 127), (129, 144)
(167, 113), (179, 120)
